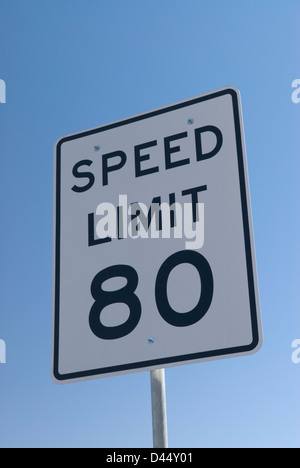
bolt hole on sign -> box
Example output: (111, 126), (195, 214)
(52, 87), (263, 384)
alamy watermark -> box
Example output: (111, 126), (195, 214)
(291, 79), (300, 103)
(0, 78), (7, 363)
(0, 339), (6, 364)
(88, 195), (205, 250)
(291, 81), (299, 361)
(291, 339), (300, 364)
(0, 79), (6, 103)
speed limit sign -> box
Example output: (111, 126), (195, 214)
(52, 87), (262, 383)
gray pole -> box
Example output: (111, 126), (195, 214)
(150, 368), (168, 448)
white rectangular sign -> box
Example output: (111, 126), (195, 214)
(53, 87), (262, 383)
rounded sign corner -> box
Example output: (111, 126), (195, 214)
(223, 86), (241, 99)
(246, 331), (264, 357)
(54, 135), (70, 155)
(52, 367), (67, 385)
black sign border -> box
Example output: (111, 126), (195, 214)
(53, 88), (261, 383)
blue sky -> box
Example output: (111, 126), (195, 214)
(0, 0), (299, 448)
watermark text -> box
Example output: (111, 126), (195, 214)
(291, 339), (300, 364)
(0, 339), (6, 364)
(0, 79), (6, 103)
(291, 79), (300, 103)
(88, 195), (205, 250)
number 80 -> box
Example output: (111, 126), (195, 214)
(89, 250), (214, 340)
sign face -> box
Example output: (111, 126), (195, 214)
(53, 87), (262, 384)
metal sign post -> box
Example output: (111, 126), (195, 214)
(150, 369), (168, 448)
